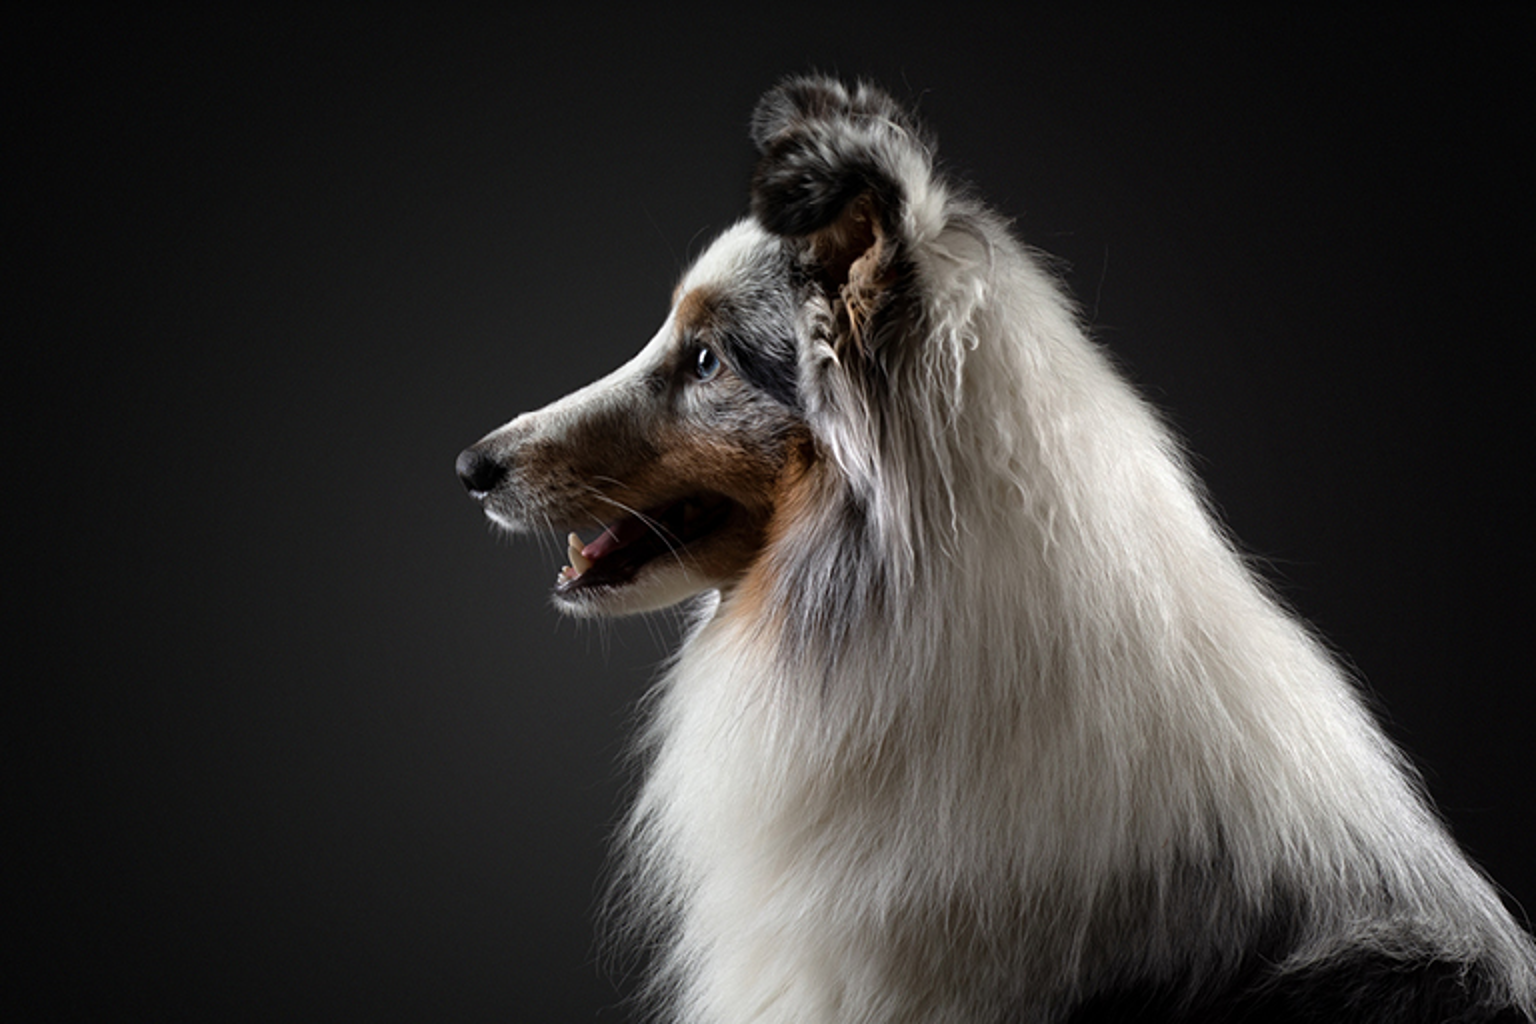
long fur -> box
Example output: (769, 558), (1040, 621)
(460, 77), (1536, 1022)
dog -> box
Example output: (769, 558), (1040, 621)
(457, 76), (1536, 1023)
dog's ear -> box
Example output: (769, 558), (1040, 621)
(749, 77), (920, 239)
(749, 76), (935, 353)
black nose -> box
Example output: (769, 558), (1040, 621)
(456, 447), (506, 495)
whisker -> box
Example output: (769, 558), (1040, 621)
(578, 483), (691, 569)
(537, 510), (558, 563)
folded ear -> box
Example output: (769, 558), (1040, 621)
(749, 77), (924, 237)
(749, 76), (938, 353)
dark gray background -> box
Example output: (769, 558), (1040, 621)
(12, 8), (1532, 1021)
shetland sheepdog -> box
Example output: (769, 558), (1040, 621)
(457, 76), (1536, 1023)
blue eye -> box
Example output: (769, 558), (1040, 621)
(694, 345), (721, 381)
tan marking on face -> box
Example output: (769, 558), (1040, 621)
(603, 413), (789, 583)
(509, 410), (661, 531)
(729, 431), (822, 626)
(522, 389), (806, 585)
(673, 285), (721, 338)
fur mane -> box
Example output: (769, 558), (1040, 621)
(614, 79), (1536, 1022)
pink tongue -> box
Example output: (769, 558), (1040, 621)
(582, 514), (652, 561)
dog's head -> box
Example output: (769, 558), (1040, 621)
(457, 77), (943, 616)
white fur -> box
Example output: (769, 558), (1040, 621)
(630, 225), (1536, 1020)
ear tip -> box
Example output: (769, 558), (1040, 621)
(749, 74), (855, 153)
(748, 76), (929, 242)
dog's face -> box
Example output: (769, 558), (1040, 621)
(457, 222), (816, 616)
(461, 77), (924, 616)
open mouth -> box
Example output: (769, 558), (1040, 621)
(554, 494), (736, 596)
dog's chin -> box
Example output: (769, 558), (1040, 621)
(552, 563), (720, 618)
